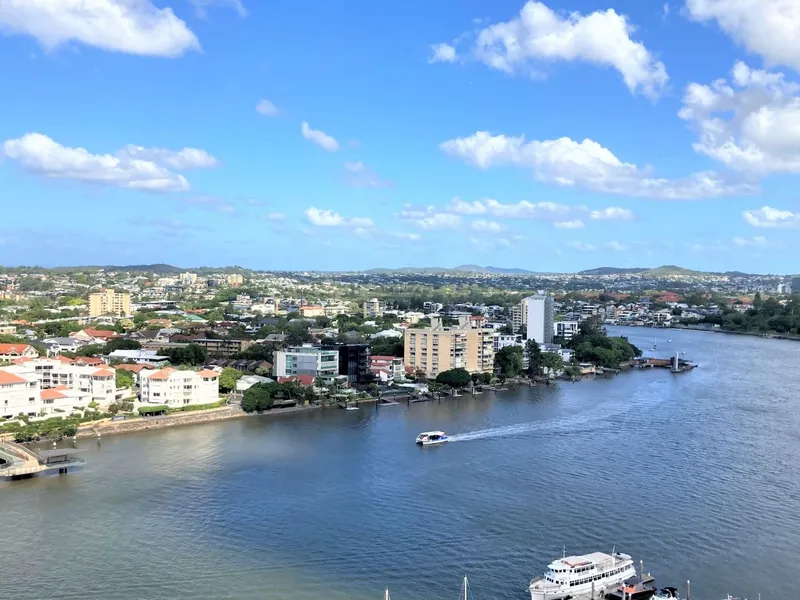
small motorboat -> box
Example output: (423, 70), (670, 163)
(345, 406), (360, 411)
(416, 431), (448, 446)
(652, 588), (680, 600)
(605, 576), (656, 600)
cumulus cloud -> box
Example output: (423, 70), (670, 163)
(590, 207), (634, 221)
(429, 42), (457, 63)
(256, 99), (280, 117)
(440, 130), (754, 199)
(388, 232), (422, 241)
(2, 132), (198, 192)
(743, 206), (800, 229)
(190, 0), (247, 18)
(569, 241), (597, 251)
(301, 122), (339, 152)
(686, 0), (800, 72)
(305, 207), (374, 228)
(117, 145), (219, 170)
(554, 220), (585, 229)
(0, 0), (200, 57)
(732, 235), (769, 247)
(605, 241), (630, 251)
(397, 206), (462, 229)
(343, 161), (393, 188)
(680, 61), (800, 175)
(435, 1), (667, 98)
(471, 219), (504, 232)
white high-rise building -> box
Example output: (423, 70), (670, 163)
(523, 294), (554, 345)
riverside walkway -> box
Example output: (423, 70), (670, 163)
(0, 441), (85, 480)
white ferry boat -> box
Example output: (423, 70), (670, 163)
(529, 550), (636, 600)
(415, 431), (448, 446)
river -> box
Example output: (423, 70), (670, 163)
(1, 328), (799, 600)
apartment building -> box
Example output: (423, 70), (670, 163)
(89, 289), (132, 317)
(553, 321), (580, 340)
(370, 355), (405, 382)
(191, 338), (254, 358)
(322, 343), (371, 384)
(226, 274), (244, 287)
(363, 298), (383, 319)
(522, 294), (555, 345)
(299, 305), (326, 318)
(404, 316), (495, 378)
(139, 368), (220, 407)
(0, 358), (114, 418)
(272, 346), (339, 380)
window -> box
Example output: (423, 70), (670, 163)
(153, 392), (161, 397)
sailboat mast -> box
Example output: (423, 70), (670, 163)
(463, 575), (468, 600)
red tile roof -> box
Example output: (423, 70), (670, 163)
(197, 369), (220, 378)
(41, 389), (67, 400)
(73, 357), (102, 365)
(145, 367), (176, 381)
(0, 343), (34, 355)
(116, 364), (146, 373)
(93, 369), (115, 377)
(0, 371), (27, 384)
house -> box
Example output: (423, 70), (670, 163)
(0, 358), (116, 408)
(107, 349), (169, 366)
(0, 343), (38, 362)
(235, 374), (274, 392)
(41, 337), (83, 355)
(139, 368), (220, 407)
(369, 355), (405, 382)
(71, 328), (118, 344)
(73, 356), (106, 367)
(276, 375), (315, 387)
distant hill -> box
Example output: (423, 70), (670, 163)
(365, 265), (546, 275)
(578, 267), (648, 275)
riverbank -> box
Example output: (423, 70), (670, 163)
(618, 322), (800, 342)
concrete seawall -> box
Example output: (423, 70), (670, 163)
(75, 404), (324, 439)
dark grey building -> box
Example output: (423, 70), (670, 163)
(324, 343), (371, 385)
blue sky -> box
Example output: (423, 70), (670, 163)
(1, 0), (799, 273)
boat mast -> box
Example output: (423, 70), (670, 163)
(385, 587), (390, 600)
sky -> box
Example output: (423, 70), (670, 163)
(1, 0), (800, 273)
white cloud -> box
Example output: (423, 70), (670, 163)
(457, 1), (668, 98)
(569, 241), (597, 251)
(471, 219), (504, 232)
(663, 3), (670, 16)
(301, 121), (339, 152)
(680, 61), (800, 175)
(397, 205), (461, 229)
(0, 0), (200, 57)
(429, 42), (457, 63)
(605, 241), (630, 251)
(262, 212), (286, 221)
(446, 197), (488, 215)
(304, 207), (374, 228)
(388, 232), (422, 241)
(343, 161), (393, 188)
(589, 206), (634, 221)
(686, 0), (800, 72)
(3, 132), (190, 192)
(440, 130), (754, 199)
(732, 235), (769, 247)
(554, 220), (585, 229)
(190, 0), (247, 18)
(117, 145), (219, 170)
(256, 99), (280, 117)
(743, 206), (800, 229)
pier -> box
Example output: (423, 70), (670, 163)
(0, 442), (85, 481)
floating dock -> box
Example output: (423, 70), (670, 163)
(0, 442), (85, 481)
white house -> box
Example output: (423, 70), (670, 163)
(139, 368), (220, 407)
(107, 349), (169, 366)
(553, 321), (580, 340)
(0, 343), (38, 362)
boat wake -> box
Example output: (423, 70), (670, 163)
(448, 392), (664, 443)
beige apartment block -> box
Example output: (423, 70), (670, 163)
(89, 289), (131, 317)
(404, 316), (495, 379)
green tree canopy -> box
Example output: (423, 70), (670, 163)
(495, 346), (524, 377)
(219, 367), (243, 391)
(104, 338), (142, 353)
(115, 369), (134, 389)
(435, 368), (472, 388)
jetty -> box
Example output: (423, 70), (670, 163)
(0, 441), (85, 481)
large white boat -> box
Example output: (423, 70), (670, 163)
(415, 431), (448, 446)
(529, 550), (636, 600)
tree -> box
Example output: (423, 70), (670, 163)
(481, 372), (493, 385)
(76, 344), (105, 357)
(104, 338), (142, 353)
(540, 352), (564, 375)
(161, 344), (207, 366)
(115, 319), (135, 333)
(115, 369), (134, 389)
(369, 336), (403, 357)
(219, 367), (243, 391)
(495, 346), (524, 377)
(435, 368), (472, 388)
(525, 339), (543, 378)
(498, 323), (515, 335)
(241, 383), (276, 412)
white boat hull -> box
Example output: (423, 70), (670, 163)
(420, 438), (448, 446)
(529, 565), (635, 600)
